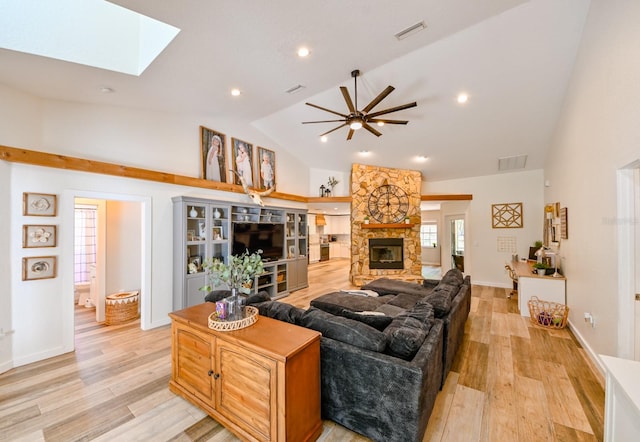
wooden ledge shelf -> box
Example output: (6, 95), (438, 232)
(361, 223), (415, 229)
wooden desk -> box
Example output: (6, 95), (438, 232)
(512, 260), (566, 317)
(169, 303), (322, 441)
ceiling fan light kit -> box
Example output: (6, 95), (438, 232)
(302, 69), (417, 140)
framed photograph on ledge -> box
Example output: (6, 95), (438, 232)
(256, 146), (276, 190)
(23, 192), (57, 216)
(201, 126), (228, 182)
(22, 225), (57, 248)
(231, 138), (254, 187)
(22, 256), (57, 281)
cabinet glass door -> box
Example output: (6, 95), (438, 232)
(186, 204), (207, 274)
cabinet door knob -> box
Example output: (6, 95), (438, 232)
(207, 370), (214, 376)
(213, 373), (220, 379)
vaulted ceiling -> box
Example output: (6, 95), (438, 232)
(0, 0), (590, 181)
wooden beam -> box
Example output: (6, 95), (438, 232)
(0, 145), (306, 203)
(0, 145), (472, 204)
(421, 194), (473, 201)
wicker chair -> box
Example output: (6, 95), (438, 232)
(504, 264), (518, 299)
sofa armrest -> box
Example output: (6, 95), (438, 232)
(441, 279), (471, 386)
(320, 320), (443, 442)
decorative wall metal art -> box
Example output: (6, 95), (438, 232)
(491, 202), (523, 228)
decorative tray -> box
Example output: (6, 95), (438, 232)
(208, 306), (258, 331)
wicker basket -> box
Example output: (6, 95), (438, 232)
(105, 291), (140, 325)
(527, 296), (569, 329)
(208, 306), (258, 331)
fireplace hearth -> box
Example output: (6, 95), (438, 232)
(369, 238), (404, 269)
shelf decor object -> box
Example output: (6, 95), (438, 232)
(201, 250), (265, 320)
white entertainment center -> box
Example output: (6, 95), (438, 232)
(172, 196), (308, 309)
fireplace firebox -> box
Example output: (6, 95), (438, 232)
(369, 238), (404, 269)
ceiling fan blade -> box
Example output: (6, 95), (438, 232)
(362, 122), (382, 137)
(305, 102), (348, 118)
(362, 86), (395, 113)
(302, 119), (347, 124)
(340, 87), (356, 113)
(320, 123), (348, 137)
(368, 118), (409, 125)
(367, 101), (417, 119)
(346, 129), (355, 140)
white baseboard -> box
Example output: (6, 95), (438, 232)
(567, 318), (606, 384)
(13, 345), (70, 368)
(0, 359), (13, 374)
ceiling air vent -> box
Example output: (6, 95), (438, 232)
(498, 155), (528, 171)
(394, 21), (426, 40)
(285, 84), (306, 94)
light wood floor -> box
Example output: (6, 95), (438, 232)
(0, 259), (604, 441)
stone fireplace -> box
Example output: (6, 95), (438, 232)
(350, 164), (422, 285)
(369, 238), (404, 269)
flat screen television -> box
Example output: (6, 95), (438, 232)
(232, 223), (285, 262)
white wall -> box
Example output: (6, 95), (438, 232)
(544, 0), (640, 358)
(425, 169), (544, 287)
(106, 200), (142, 295)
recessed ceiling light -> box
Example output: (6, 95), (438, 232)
(416, 155), (429, 162)
(100, 86), (114, 94)
(231, 88), (241, 96)
(359, 150), (370, 156)
(376, 121), (385, 127)
(320, 136), (328, 143)
(457, 93), (469, 104)
(297, 47), (310, 57)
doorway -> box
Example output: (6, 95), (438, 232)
(450, 217), (465, 272)
(62, 190), (152, 351)
(616, 160), (640, 360)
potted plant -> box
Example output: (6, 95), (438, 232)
(364, 216), (370, 224)
(405, 216), (411, 224)
(201, 249), (265, 319)
(532, 262), (550, 276)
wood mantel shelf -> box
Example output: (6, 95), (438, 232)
(361, 223), (415, 229)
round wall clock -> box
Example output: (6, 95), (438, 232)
(367, 184), (410, 223)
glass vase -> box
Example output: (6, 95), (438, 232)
(227, 287), (243, 320)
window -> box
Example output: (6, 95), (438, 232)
(74, 205), (97, 284)
(420, 223), (438, 247)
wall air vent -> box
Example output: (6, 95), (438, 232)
(394, 21), (426, 40)
(498, 154), (528, 171)
(285, 84), (306, 94)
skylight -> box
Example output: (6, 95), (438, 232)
(0, 0), (180, 76)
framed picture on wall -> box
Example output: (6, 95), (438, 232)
(200, 126), (228, 182)
(23, 192), (57, 216)
(231, 137), (254, 187)
(22, 256), (57, 280)
(256, 146), (276, 190)
(560, 207), (568, 239)
(22, 225), (57, 248)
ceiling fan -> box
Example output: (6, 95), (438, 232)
(302, 69), (417, 140)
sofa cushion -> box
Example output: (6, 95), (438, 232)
(339, 309), (394, 331)
(361, 278), (432, 298)
(300, 307), (387, 352)
(386, 292), (424, 310)
(204, 289), (231, 303)
(441, 268), (464, 286)
(416, 292), (451, 318)
(310, 292), (391, 315)
(254, 301), (305, 324)
(384, 302), (435, 360)
(246, 290), (272, 305)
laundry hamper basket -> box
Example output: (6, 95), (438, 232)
(105, 291), (139, 325)
(527, 296), (569, 329)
